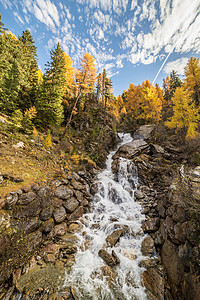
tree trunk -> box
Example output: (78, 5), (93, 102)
(62, 89), (81, 137)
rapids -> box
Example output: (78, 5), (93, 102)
(63, 133), (147, 300)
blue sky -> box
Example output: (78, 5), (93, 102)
(0, 0), (200, 96)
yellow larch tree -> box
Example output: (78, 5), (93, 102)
(165, 86), (199, 139)
(184, 57), (200, 106)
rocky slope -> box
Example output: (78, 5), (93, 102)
(112, 125), (200, 300)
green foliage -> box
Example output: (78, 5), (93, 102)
(36, 43), (65, 128)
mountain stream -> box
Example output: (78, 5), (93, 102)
(62, 133), (147, 300)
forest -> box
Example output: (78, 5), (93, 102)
(1, 13), (200, 142)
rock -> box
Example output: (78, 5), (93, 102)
(142, 218), (160, 233)
(13, 200), (41, 218)
(12, 217), (42, 234)
(5, 193), (18, 209)
(142, 268), (165, 299)
(54, 186), (73, 200)
(90, 182), (99, 195)
(68, 223), (82, 233)
(38, 186), (50, 199)
(123, 249), (137, 260)
(0, 211), (10, 229)
(139, 258), (158, 268)
(70, 180), (84, 191)
(98, 249), (116, 267)
(18, 192), (36, 205)
(53, 222), (68, 236)
(2, 286), (15, 300)
(64, 198), (79, 213)
(41, 218), (55, 234)
(113, 139), (149, 160)
(13, 142), (24, 148)
(0, 175), (3, 184)
(106, 229), (125, 246)
(134, 190), (145, 200)
(74, 190), (84, 202)
(44, 254), (56, 263)
(141, 236), (156, 256)
(40, 206), (54, 221)
(53, 206), (67, 223)
(101, 266), (116, 285)
(82, 199), (89, 206)
(67, 206), (84, 221)
(112, 250), (120, 264)
(52, 197), (63, 208)
(150, 144), (165, 155)
(133, 124), (155, 140)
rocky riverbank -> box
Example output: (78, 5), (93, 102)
(112, 125), (200, 300)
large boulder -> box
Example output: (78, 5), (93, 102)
(113, 139), (149, 160)
(133, 124), (155, 140)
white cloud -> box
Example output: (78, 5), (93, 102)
(163, 57), (189, 75)
(13, 12), (24, 24)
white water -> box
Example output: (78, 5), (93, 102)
(63, 133), (147, 300)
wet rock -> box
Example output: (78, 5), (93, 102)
(67, 206), (84, 221)
(18, 192), (36, 205)
(90, 182), (99, 195)
(101, 265), (116, 283)
(113, 139), (149, 160)
(141, 236), (156, 256)
(64, 198), (79, 213)
(112, 250), (120, 264)
(54, 186), (73, 200)
(2, 286), (15, 300)
(58, 234), (78, 247)
(134, 190), (145, 200)
(142, 218), (160, 233)
(68, 223), (82, 233)
(142, 268), (165, 299)
(53, 206), (67, 223)
(139, 258), (158, 268)
(123, 249), (137, 260)
(134, 124), (155, 140)
(82, 199), (89, 206)
(40, 206), (54, 221)
(106, 229), (125, 246)
(98, 249), (116, 267)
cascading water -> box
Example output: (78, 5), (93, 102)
(63, 133), (147, 300)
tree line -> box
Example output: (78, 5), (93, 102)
(118, 58), (200, 139)
(0, 14), (116, 136)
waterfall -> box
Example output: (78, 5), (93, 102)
(62, 133), (147, 300)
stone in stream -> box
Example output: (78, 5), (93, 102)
(112, 250), (120, 264)
(106, 229), (126, 246)
(134, 190), (145, 200)
(98, 249), (117, 267)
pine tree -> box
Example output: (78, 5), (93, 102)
(36, 43), (65, 128)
